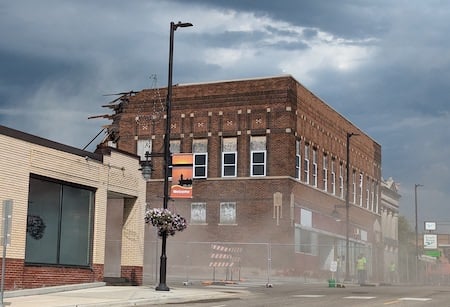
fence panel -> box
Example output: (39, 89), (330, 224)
(166, 242), (271, 284)
(144, 240), (376, 286)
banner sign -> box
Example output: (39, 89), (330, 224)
(423, 234), (438, 249)
(170, 153), (193, 199)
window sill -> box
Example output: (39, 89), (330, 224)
(24, 263), (91, 269)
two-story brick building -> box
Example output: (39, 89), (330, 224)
(101, 75), (383, 282)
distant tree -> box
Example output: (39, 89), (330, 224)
(398, 215), (416, 282)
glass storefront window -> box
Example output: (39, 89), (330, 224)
(25, 176), (94, 266)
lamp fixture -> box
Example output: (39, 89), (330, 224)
(332, 204), (345, 222)
(139, 151), (153, 181)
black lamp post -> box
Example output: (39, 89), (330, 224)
(154, 21), (193, 292)
(344, 132), (358, 281)
(414, 183), (423, 284)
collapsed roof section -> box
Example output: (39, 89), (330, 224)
(88, 91), (139, 147)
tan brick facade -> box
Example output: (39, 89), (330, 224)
(0, 126), (146, 289)
(107, 75), (383, 280)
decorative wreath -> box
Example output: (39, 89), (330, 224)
(27, 215), (46, 240)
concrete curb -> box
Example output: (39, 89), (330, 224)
(4, 282), (106, 298)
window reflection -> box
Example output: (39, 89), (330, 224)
(25, 176), (94, 267)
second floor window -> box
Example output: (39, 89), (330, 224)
(222, 138), (237, 177)
(352, 170), (356, 204)
(194, 154), (207, 178)
(331, 158), (336, 195)
(371, 180), (375, 211)
(250, 136), (266, 176)
(168, 140), (181, 178)
(223, 153), (236, 177)
(304, 144), (310, 184)
(366, 176), (370, 209)
(312, 148), (318, 187)
(359, 173), (363, 206)
(323, 154), (328, 191)
(136, 139), (152, 161)
(193, 139), (207, 178)
(295, 140), (301, 180)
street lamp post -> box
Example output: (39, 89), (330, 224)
(345, 132), (358, 281)
(156, 21), (193, 292)
(414, 183), (423, 284)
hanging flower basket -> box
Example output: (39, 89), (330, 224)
(145, 208), (187, 237)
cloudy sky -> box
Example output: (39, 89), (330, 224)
(1, 0), (449, 229)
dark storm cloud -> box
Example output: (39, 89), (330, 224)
(1, 0), (450, 226)
(198, 30), (267, 47)
(188, 0), (391, 38)
(197, 29), (309, 51)
(0, 50), (92, 97)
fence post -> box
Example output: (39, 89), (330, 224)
(266, 243), (273, 287)
(183, 242), (192, 286)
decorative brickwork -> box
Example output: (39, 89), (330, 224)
(104, 75), (383, 280)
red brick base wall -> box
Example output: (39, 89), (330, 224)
(22, 263), (104, 289)
(121, 265), (143, 285)
(0, 258), (144, 289)
(92, 263), (104, 282)
(1, 258), (25, 290)
(0, 258), (106, 290)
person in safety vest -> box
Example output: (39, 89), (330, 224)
(356, 254), (367, 284)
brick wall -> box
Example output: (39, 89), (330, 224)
(0, 259), (104, 290)
(146, 177), (295, 244)
(21, 264), (103, 289)
(114, 75), (380, 189)
(0, 258), (24, 290)
(117, 76), (380, 204)
(121, 265), (143, 286)
(109, 75), (382, 277)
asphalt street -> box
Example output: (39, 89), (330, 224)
(3, 280), (450, 306)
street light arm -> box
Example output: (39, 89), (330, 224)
(172, 21), (193, 30)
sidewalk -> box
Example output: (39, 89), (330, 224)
(2, 282), (249, 307)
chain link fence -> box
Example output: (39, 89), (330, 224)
(143, 240), (374, 286)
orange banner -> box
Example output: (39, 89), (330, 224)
(170, 154), (193, 199)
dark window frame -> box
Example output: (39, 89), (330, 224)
(25, 174), (96, 268)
